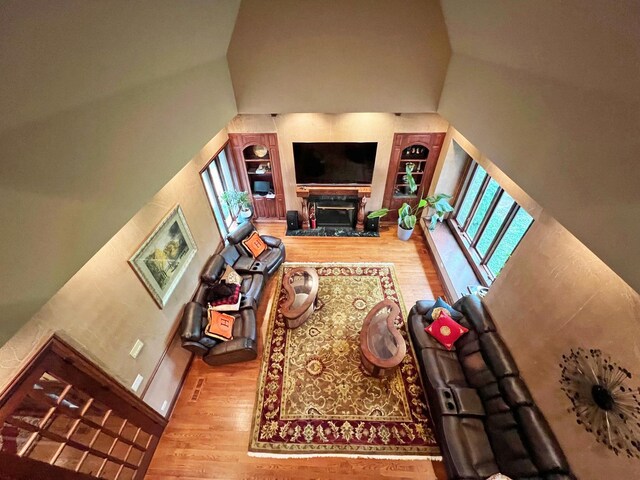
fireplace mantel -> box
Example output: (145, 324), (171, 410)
(295, 185), (371, 231)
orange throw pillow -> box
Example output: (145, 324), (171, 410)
(205, 310), (235, 341)
(242, 231), (267, 258)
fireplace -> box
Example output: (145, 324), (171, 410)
(312, 196), (359, 228)
(295, 185), (371, 232)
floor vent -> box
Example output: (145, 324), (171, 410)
(190, 377), (205, 402)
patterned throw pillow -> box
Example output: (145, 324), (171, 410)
(221, 265), (242, 286)
(205, 310), (235, 341)
(425, 310), (469, 350)
(427, 297), (463, 321)
(241, 231), (267, 258)
(486, 475), (513, 480)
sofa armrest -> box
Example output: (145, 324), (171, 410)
(181, 302), (204, 342)
(261, 235), (282, 248)
(203, 337), (258, 366)
(181, 341), (208, 356)
(200, 255), (225, 284)
(227, 221), (255, 244)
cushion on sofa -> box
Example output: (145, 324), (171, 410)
(460, 350), (498, 389)
(515, 406), (571, 474)
(499, 376), (534, 407)
(454, 329), (479, 353)
(205, 310), (235, 341)
(483, 395), (512, 415)
(477, 381), (501, 402)
(426, 311), (469, 350)
(219, 244), (241, 267)
(480, 332), (519, 378)
(242, 231), (268, 258)
(440, 416), (500, 479)
(485, 411), (539, 478)
(421, 348), (469, 389)
(428, 297), (464, 321)
(454, 295), (497, 333)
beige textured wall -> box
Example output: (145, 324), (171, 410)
(226, 113), (449, 211)
(0, 130), (227, 397)
(0, 1), (239, 346)
(438, 53), (640, 294)
(227, 0), (451, 114)
(484, 212), (640, 480)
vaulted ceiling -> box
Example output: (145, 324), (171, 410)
(1, 0), (638, 346)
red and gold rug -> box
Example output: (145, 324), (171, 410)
(249, 263), (441, 459)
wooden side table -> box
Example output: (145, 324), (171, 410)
(281, 267), (319, 329)
(360, 300), (406, 377)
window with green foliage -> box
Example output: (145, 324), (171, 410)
(201, 147), (239, 239)
(451, 161), (533, 283)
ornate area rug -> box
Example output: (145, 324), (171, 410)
(249, 263), (441, 459)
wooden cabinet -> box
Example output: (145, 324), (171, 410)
(382, 132), (446, 223)
(228, 133), (286, 220)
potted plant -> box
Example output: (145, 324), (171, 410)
(367, 165), (453, 240)
(221, 190), (252, 223)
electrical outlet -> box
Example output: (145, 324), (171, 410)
(161, 400), (169, 413)
(131, 374), (143, 392)
(129, 339), (144, 359)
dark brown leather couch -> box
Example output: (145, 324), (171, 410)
(180, 223), (285, 366)
(408, 295), (573, 480)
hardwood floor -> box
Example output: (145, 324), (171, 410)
(146, 223), (447, 480)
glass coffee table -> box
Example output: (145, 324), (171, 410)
(281, 267), (319, 329)
(360, 299), (406, 377)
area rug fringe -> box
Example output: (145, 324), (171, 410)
(247, 451), (442, 461)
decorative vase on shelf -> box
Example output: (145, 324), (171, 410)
(253, 145), (268, 158)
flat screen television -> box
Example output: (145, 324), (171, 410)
(293, 142), (377, 185)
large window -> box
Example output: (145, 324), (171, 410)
(450, 161), (533, 284)
(201, 147), (239, 239)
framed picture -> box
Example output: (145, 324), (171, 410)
(129, 205), (197, 308)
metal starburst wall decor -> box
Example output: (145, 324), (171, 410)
(559, 348), (640, 459)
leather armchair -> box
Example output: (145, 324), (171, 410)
(180, 301), (257, 366)
(226, 222), (286, 276)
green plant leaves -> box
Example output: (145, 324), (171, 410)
(398, 203), (411, 218)
(401, 214), (417, 230)
(367, 208), (389, 219)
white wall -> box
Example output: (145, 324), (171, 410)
(0, 130), (228, 397)
(227, 0), (451, 114)
(226, 113), (449, 211)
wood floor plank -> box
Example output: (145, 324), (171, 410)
(146, 223), (447, 480)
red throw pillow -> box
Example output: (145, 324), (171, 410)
(425, 310), (468, 350)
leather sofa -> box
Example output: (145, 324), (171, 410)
(408, 295), (573, 480)
(180, 223), (285, 366)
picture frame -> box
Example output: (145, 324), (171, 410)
(129, 205), (197, 308)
